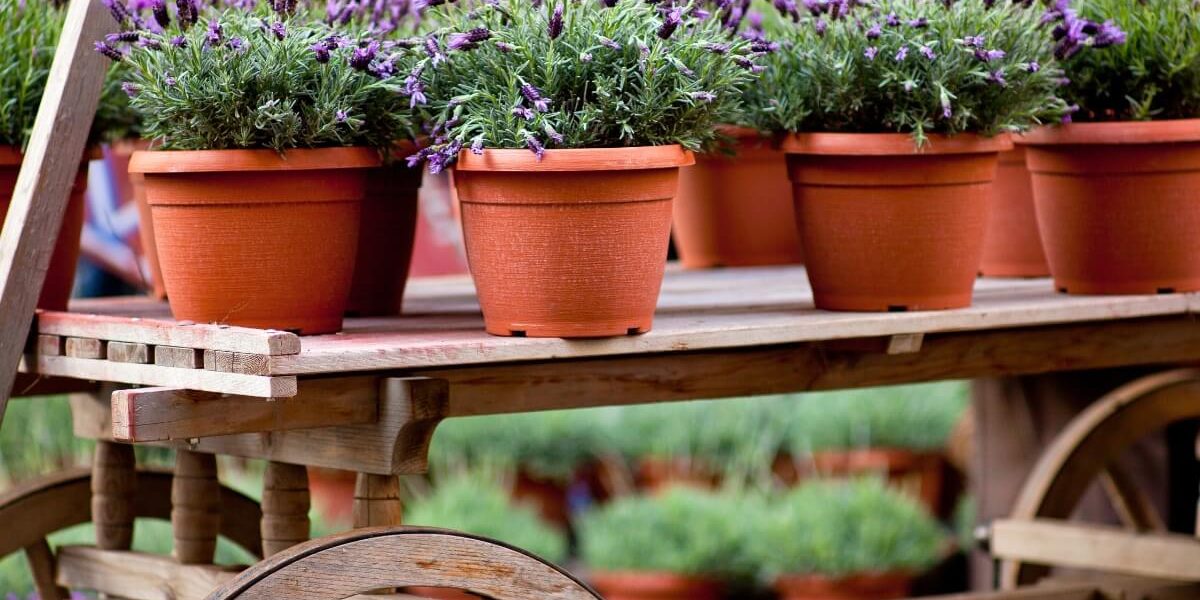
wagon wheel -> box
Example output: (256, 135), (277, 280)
(997, 368), (1200, 589)
(0, 466), (262, 597)
(209, 526), (600, 600)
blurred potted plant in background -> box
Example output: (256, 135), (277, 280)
(750, 478), (945, 600)
(411, 0), (760, 337)
(754, 0), (1071, 311)
(102, 0), (422, 333)
(402, 471), (570, 600)
(1021, 0), (1200, 295)
(578, 486), (759, 600)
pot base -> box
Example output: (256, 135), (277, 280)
(485, 319), (650, 338)
(814, 293), (973, 312)
(979, 261), (1051, 278)
(1053, 279), (1200, 295)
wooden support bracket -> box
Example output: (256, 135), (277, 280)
(991, 518), (1200, 582)
(110, 378), (379, 442)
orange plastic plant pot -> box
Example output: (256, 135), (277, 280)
(773, 572), (913, 600)
(589, 571), (724, 600)
(1022, 119), (1200, 295)
(0, 146), (88, 311)
(782, 133), (1011, 312)
(129, 147), (379, 335)
(452, 146), (693, 338)
(673, 127), (803, 268)
(979, 146), (1050, 277)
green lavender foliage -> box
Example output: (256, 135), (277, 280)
(1061, 0), (1200, 121)
(577, 486), (762, 580)
(419, 0), (761, 155)
(115, 6), (417, 151)
(746, 0), (1069, 142)
(748, 478), (944, 577)
(404, 471), (569, 563)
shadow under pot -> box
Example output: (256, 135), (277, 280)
(782, 133), (1011, 312)
(0, 146), (88, 311)
(128, 147), (379, 335)
(673, 126), (803, 268)
(452, 146), (693, 338)
(978, 145), (1050, 278)
(589, 571), (723, 600)
(1021, 119), (1200, 295)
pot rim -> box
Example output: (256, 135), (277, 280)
(588, 570), (724, 586)
(782, 132), (1013, 156)
(129, 146), (382, 174)
(454, 145), (695, 172)
(1018, 119), (1200, 146)
(774, 570), (914, 586)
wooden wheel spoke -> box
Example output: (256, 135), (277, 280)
(25, 538), (67, 600)
(1100, 463), (1166, 533)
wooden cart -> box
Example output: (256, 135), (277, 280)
(4, 1), (1200, 598)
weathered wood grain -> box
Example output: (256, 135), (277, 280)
(91, 442), (135, 550)
(156, 345), (204, 369)
(64, 337), (106, 359)
(31, 355), (295, 397)
(56, 546), (240, 600)
(110, 379), (378, 442)
(25, 539), (67, 600)
(37, 310), (299, 355)
(261, 462), (310, 558)
(991, 519), (1200, 582)
(107, 341), (153, 364)
(0, 0), (115, 420)
(172, 451), (220, 565)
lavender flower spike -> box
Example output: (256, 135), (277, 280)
(907, 17), (927, 28)
(151, 0), (170, 28)
(425, 37), (446, 64)
(94, 41), (124, 61)
(121, 82), (139, 97)
(894, 46), (908, 62)
(703, 42), (729, 54)
(495, 41), (516, 52)
(350, 40), (380, 71)
(548, 3), (564, 40)
(920, 45), (935, 60)
(206, 20), (223, 47)
(658, 6), (683, 39)
(865, 23), (881, 39)
(103, 0), (130, 25)
(864, 45), (878, 60)
(987, 69), (1007, 87)
(512, 106), (535, 120)
(690, 91), (717, 103)
(526, 135), (546, 161)
(311, 41), (331, 63)
(599, 36), (621, 50)
(471, 138), (485, 155)
(448, 27), (491, 51)
(544, 124), (565, 144)
(270, 21), (287, 40)
(521, 84), (552, 112)
(1093, 19), (1126, 47)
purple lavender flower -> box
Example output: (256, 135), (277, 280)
(814, 18), (827, 35)
(580, 51), (592, 62)
(495, 41), (516, 52)
(448, 27), (491, 50)
(136, 37), (162, 49)
(733, 55), (762, 72)
(269, 21), (287, 40)
(103, 0), (130, 24)
(205, 20), (223, 47)
(987, 69), (1007, 86)
(164, 72), (177, 86)
(544, 124), (565, 144)
(350, 40), (380, 71)
(864, 45), (877, 60)
(470, 138), (485, 155)
(121, 82), (139, 97)
(521, 84), (552, 112)
(773, 0), (799, 21)
(94, 41), (124, 61)
(1062, 103), (1079, 123)
(408, 81), (427, 107)
(974, 48), (1006, 61)
(750, 40), (780, 53)
(903, 80), (915, 92)
(920, 45), (935, 60)
(106, 32), (140, 43)
(907, 17), (927, 28)
(548, 3), (564, 40)
(942, 101), (952, 119)
(1026, 61), (1040, 72)
(894, 45), (908, 61)
(512, 106), (535, 120)
(690, 91), (717, 103)
(151, 0), (170, 28)
(962, 35), (985, 48)
(335, 110), (349, 123)
(227, 37), (246, 51)
(885, 12), (899, 26)
(170, 35), (188, 48)
(1093, 19), (1126, 47)
(602, 0), (618, 6)
(865, 23), (881, 39)
(311, 42), (331, 62)
(599, 36), (621, 50)
(658, 6), (682, 39)
(526, 135), (546, 161)
(424, 37), (445, 64)
(703, 42), (729, 54)
(175, 0), (197, 27)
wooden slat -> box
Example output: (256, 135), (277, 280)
(914, 584), (1100, 600)
(110, 378), (379, 442)
(25, 539), (67, 600)
(0, 0), (115, 419)
(38, 335), (63, 356)
(29, 354), (296, 397)
(991, 519), (1200, 581)
(107, 341), (152, 364)
(73, 378), (448, 475)
(55, 546), (239, 600)
(64, 337), (106, 359)
(155, 345), (203, 369)
(38, 310), (299, 355)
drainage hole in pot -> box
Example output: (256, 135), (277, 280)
(1158, 287), (1176, 294)
(510, 330), (527, 337)
(887, 305), (908, 313)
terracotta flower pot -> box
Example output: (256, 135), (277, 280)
(1022, 120), (1200, 294)
(589, 571), (723, 600)
(0, 146), (87, 311)
(129, 147), (379, 334)
(634, 457), (721, 495)
(978, 146), (1050, 277)
(111, 139), (167, 298)
(774, 572), (912, 600)
(306, 466), (356, 526)
(345, 145), (423, 317)
(453, 146), (693, 337)
(782, 133), (1011, 311)
(673, 127), (803, 268)
(772, 449), (947, 516)
(402, 587), (481, 599)
(512, 469), (571, 530)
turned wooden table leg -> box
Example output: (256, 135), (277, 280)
(172, 450), (220, 565)
(261, 462), (310, 558)
(92, 441), (136, 550)
(353, 473), (402, 528)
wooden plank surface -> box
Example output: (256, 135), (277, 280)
(55, 546), (240, 600)
(26, 355), (295, 398)
(111, 379), (379, 442)
(38, 311), (299, 355)
(991, 519), (1200, 582)
(0, 0), (115, 419)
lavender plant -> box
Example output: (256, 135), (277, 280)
(745, 0), (1083, 141)
(409, 0), (764, 170)
(97, 0), (422, 152)
(1053, 0), (1200, 121)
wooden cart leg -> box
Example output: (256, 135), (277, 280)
(261, 462), (310, 558)
(92, 441), (136, 550)
(353, 473), (402, 529)
(172, 450), (220, 565)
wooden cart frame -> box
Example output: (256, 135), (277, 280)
(3, 1), (1200, 598)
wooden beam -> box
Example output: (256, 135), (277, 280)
(991, 519), (1200, 582)
(914, 583), (1100, 600)
(72, 377), (448, 475)
(110, 379), (379, 442)
(37, 310), (300, 355)
(0, 0), (115, 419)
(31, 354), (296, 397)
(55, 546), (240, 600)
(107, 341), (152, 364)
(155, 345), (203, 369)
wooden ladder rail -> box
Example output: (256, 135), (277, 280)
(0, 0), (115, 422)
